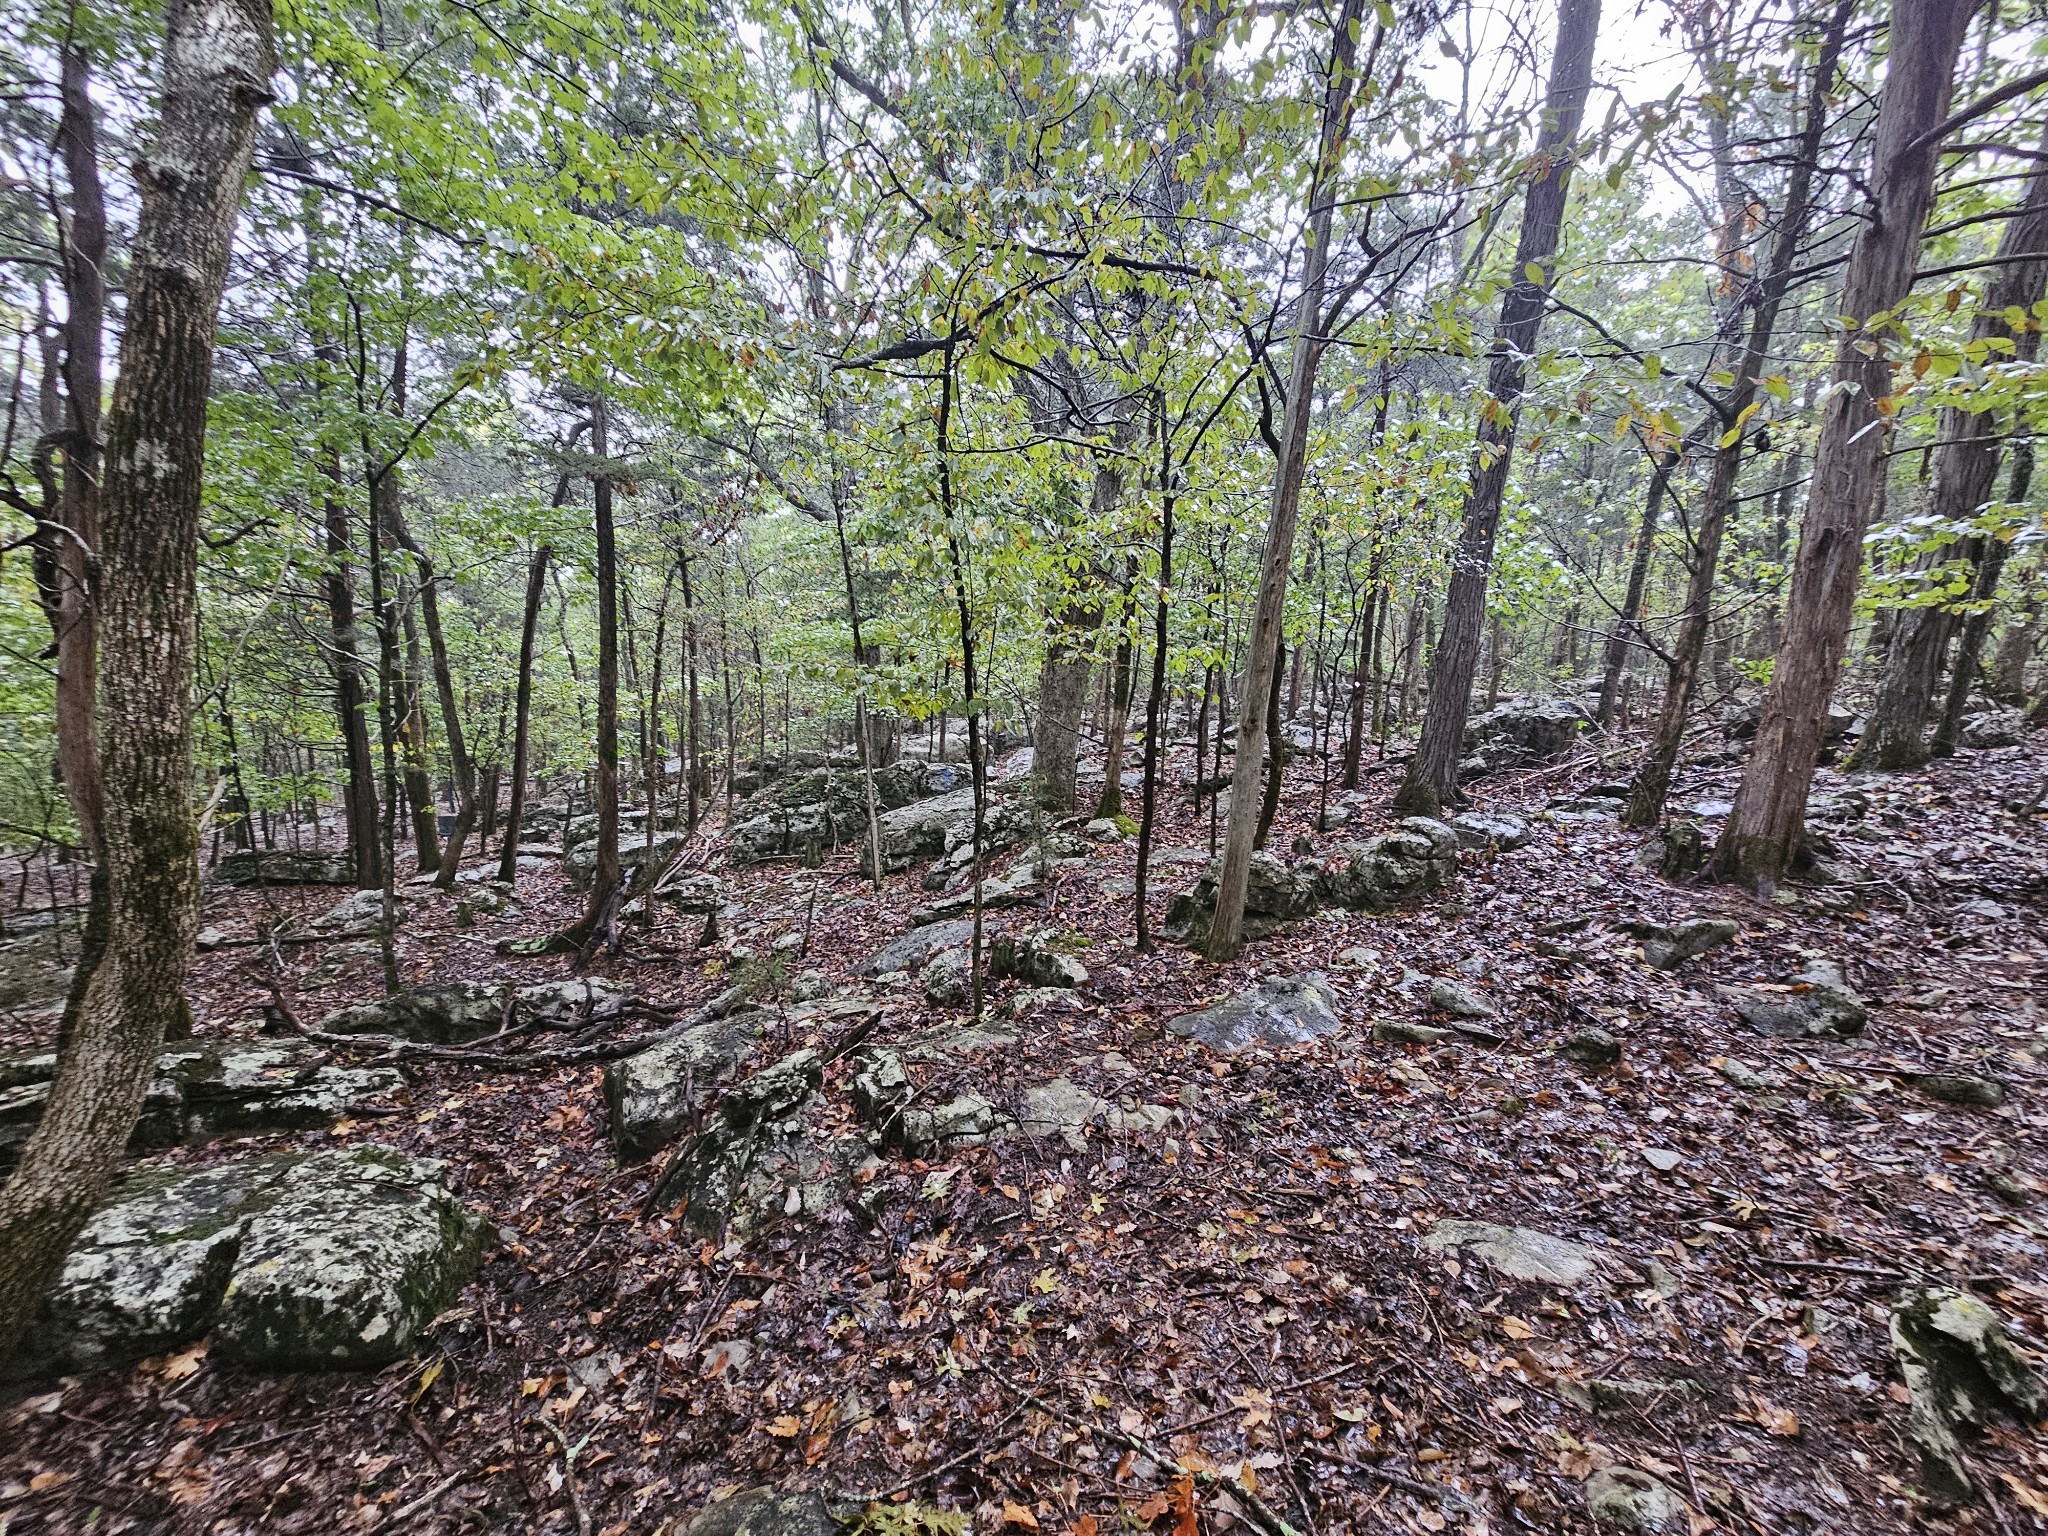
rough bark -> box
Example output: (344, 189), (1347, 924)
(1393, 0), (1601, 818)
(1033, 456), (1126, 814)
(322, 463), (381, 888)
(499, 541), (552, 881)
(1625, 0), (1847, 828)
(1205, 0), (1368, 960)
(396, 598), (442, 875)
(1134, 408), (1175, 953)
(1093, 559), (1138, 820)
(577, 395), (622, 938)
(0, 0), (274, 1360)
(1712, 0), (1977, 890)
(1854, 149), (2048, 768)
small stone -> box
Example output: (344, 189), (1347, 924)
(1891, 1286), (2048, 1503)
(921, 948), (974, 1006)
(1584, 1466), (1687, 1534)
(1003, 986), (1083, 1020)
(1423, 1220), (1605, 1286)
(1428, 977), (1495, 1019)
(1912, 1073), (2007, 1109)
(194, 927), (226, 953)
(1722, 958), (1866, 1040)
(1449, 811), (1534, 851)
(1563, 1027), (1621, 1067)
(680, 1488), (839, 1536)
(1717, 1058), (1776, 1091)
(1375, 1020), (1450, 1046)
(1635, 916), (1737, 970)
(1642, 1147), (1683, 1173)
(1083, 817), (1125, 842)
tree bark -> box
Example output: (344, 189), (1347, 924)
(1712, 0), (1978, 890)
(1595, 444), (1678, 730)
(1033, 455), (1127, 813)
(499, 541), (552, 880)
(322, 459), (382, 887)
(1393, 0), (1601, 818)
(1093, 558), (1139, 820)
(1625, 0), (1847, 827)
(396, 597), (442, 875)
(1205, 0), (1369, 960)
(577, 394), (622, 939)
(1135, 404), (1175, 952)
(1853, 144), (2048, 768)
(0, 0), (274, 1360)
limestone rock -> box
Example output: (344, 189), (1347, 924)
(660, 874), (727, 913)
(1564, 1027), (1621, 1067)
(861, 919), (978, 978)
(32, 1147), (480, 1374)
(567, 831), (685, 890)
(1423, 1220), (1604, 1286)
(603, 1014), (764, 1160)
(516, 976), (631, 1024)
(989, 931), (1088, 990)
(922, 947), (974, 1006)
(1636, 822), (1703, 881)
(1890, 1286), (2048, 1503)
(1020, 1078), (1109, 1148)
(909, 871), (1040, 925)
(1460, 696), (1589, 777)
(681, 1488), (841, 1536)
(1584, 1467), (1686, 1534)
(1723, 958), (1865, 1040)
(649, 1050), (832, 1232)
(727, 764), (923, 867)
(317, 980), (509, 1043)
(1634, 917), (1737, 971)
(858, 785), (1027, 877)
(1318, 819), (1461, 912)
(1449, 811), (1534, 851)
(1168, 973), (1341, 1054)
(1004, 986), (1085, 1020)
(1374, 1020), (1450, 1046)
(1959, 706), (2024, 749)
(215, 850), (356, 886)
(1911, 1073), (2007, 1108)
(1163, 850), (1320, 946)
(1428, 977), (1496, 1019)
(310, 888), (406, 935)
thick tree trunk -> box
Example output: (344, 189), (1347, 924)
(577, 395), (622, 939)
(1854, 148), (2048, 767)
(1625, 0), (1847, 828)
(0, 0), (274, 1360)
(499, 541), (551, 880)
(1093, 559), (1138, 820)
(1393, 0), (1601, 818)
(1205, 0), (1368, 960)
(1713, 0), (1976, 890)
(1034, 459), (1126, 813)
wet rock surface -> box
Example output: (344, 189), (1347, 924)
(1422, 1220), (1606, 1286)
(1889, 1286), (2048, 1502)
(1633, 916), (1738, 970)
(1167, 972), (1341, 1053)
(1317, 817), (1462, 911)
(1722, 957), (1867, 1039)
(25, 1147), (481, 1376)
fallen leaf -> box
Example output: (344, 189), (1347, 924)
(2001, 1476), (2048, 1518)
(157, 1342), (208, 1382)
(1499, 1315), (1535, 1341)
(767, 1415), (802, 1438)
(1002, 1501), (1040, 1529)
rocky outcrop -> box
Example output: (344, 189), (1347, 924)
(26, 1147), (481, 1375)
(850, 1047), (1011, 1156)
(1959, 706), (2024, 749)
(1449, 811), (1534, 851)
(727, 764), (925, 867)
(860, 919), (980, 978)
(1318, 818), (1462, 911)
(1162, 850), (1319, 945)
(567, 831), (686, 890)
(603, 1013), (765, 1160)
(2, 1042), (402, 1172)
(1460, 696), (1589, 777)
(215, 850), (356, 886)
(1632, 917), (1737, 970)
(1890, 1286), (2048, 1503)
(1168, 973), (1342, 1054)
(859, 785), (1029, 878)
(1722, 958), (1866, 1039)
(316, 978), (633, 1043)
(988, 930), (1088, 990)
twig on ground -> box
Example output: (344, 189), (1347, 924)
(530, 1415), (593, 1536)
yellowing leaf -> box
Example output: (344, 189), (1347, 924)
(1499, 1315), (1535, 1340)
(1002, 1502), (1040, 1529)
(1031, 1268), (1059, 1294)
(767, 1414), (803, 1438)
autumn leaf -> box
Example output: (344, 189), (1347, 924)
(1073, 1517), (1099, 1536)
(1498, 1315), (1535, 1341)
(1755, 1400), (1800, 1437)
(2001, 1475), (2048, 1518)
(1171, 1471), (1198, 1536)
(1133, 1490), (1172, 1522)
(156, 1341), (208, 1382)
(767, 1414), (803, 1438)
(1001, 1501), (1040, 1528)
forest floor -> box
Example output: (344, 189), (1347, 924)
(3, 729), (2047, 1536)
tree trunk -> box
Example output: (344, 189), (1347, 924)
(396, 600), (442, 875)
(1595, 444), (1678, 730)
(1254, 643), (1287, 850)
(1033, 461), (1124, 814)
(1854, 141), (2048, 768)
(499, 541), (552, 880)
(1713, 0), (1976, 890)
(1093, 558), (1139, 820)
(322, 465), (382, 887)
(578, 394), (622, 941)
(385, 484), (480, 887)
(1393, 0), (1601, 818)
(0, 0), (274, 1360)
(1935, 436), (2035, 751)
(1135, 407), (1176, 952)
(1205, 0), (1369, 961)
(1625, 0), (1847, 827)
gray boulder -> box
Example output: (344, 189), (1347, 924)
(1583, 1467), (1686, 1534)
(1722, 958), (1866, 1040)
(1459, 696), (1589, 777)
(728, 764), (923, 867)
(1163, 850), (1319, 946)
(989, 931), (1088, 990)
(1318, 818), (1461, 911)
(860, 919), (979, 977)
(681, 1489), (841, 1536)
(859, 785), (1028, 877)
(603, 1013), (764, 1160)
(649, 1050), (858, 1234)
(1911, 1073), (2007, 1109)
(566, 831), (685, 891)
(2, 1042), (401, 1171)
(660, 873), (727, 913)
(215, 850), (356, 886)
(1563, 1028), (1622, 1067)
(1168, 973), (1342, 1054)
(921, 947), (974, 1006)
(1959, 707), (2025, 749)
(1428, 977), (1496, 1019)
(1633, 917), (1737, 970)
(516, 976), (631, 1023)
(1424, 1220), (1605, 1286)
(317, 980), (508, 1043)
(31, 1146), (480, 1374)
(309, 888), (406, 935)
(1891, 1286), (2048, 1503)
(1449, 811), (1534, 851)
(908, 870), (1041, 925)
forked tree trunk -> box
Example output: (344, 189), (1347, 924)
(1393, 0), (1601, 819)
(1713, 0), (1976, 890)
(1205, 0), (1368, 961)
(0, 0), (274, 1360)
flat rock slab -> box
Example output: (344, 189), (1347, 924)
(683, 1489), (841, 1536)
(30, 1146), (481, 1375)
(316, 978), (632, 1043)
(1, 1042), (402, 1172)
(1168, 973), (1341, 1054)
(861, 919), (980, 977)
(1721, 958), (1866, 1040)
(1423, 1219), (1606, 1286)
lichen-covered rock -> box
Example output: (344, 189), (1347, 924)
(317, 980), (509, 1043)
(1722, 958), (1866, 1040)
(1891, 1286), (2048, 1503)
(989, 931), (1088, 990)
(1424, 1220), (1605, 1286)
(1583, 1467), (1686, 1534)
(921, 947), (974, 1006)
(515, 976), (631, 1024)
(603, 1014), (764, 1160)
(310, 888), (406, 935)
(1318, 819), (1461, 912)
(215, 850), (356, 886)
(908, 870), (1041, 925)
(1633, 916), (1737, 970)
(1959, 706), (2024, 749)
(849, 1047), (1011, 1155)
(650, 1050), (826, 1231)
(1163, 850), (1320, 945)
(680, 1488), (842, 1536)
(1428, 977), (1495, 1019)
(1636, 821), (1703, 881)
(566, 831), (686, 890)
(730, 764), (923, 867)
(1911, 1073), (2008, 1108)
(1460, 696), (1589, 777)
(1563, 1028), (1622, 1067)
(31, 1147), (480, 1375)
(1168, 973), (1342, 1054)
(859, 785), (1029, 877)
(1449, 811), (1534, 851)
(860, 919), (979, 977)
(661, 873), (727, 913)
(214, 1150), (485, 1369)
